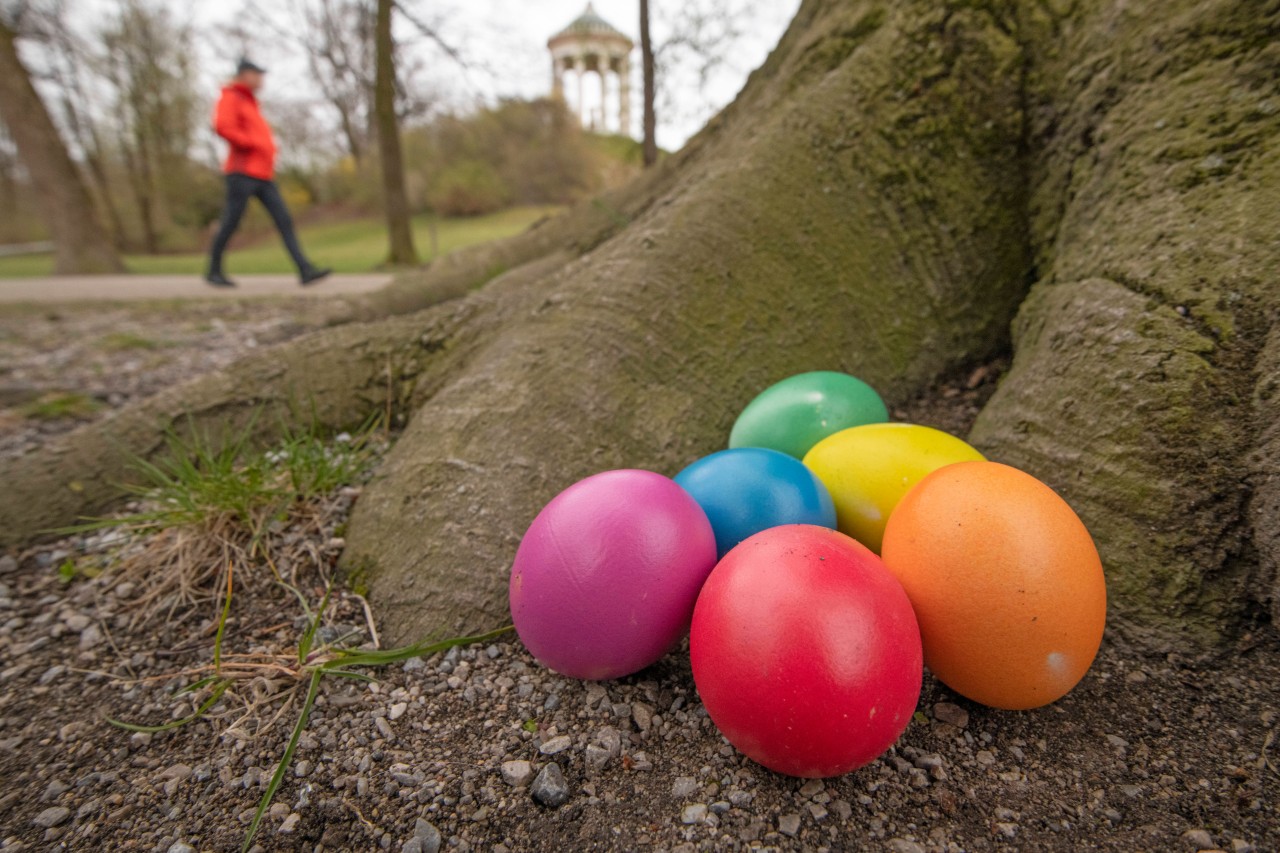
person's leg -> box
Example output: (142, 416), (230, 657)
(255, 180), (313, 273)
(207, 174), (254, 283)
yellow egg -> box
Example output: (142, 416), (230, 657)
(802, 424), (984, 552)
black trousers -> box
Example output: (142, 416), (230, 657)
(208, 173), (310, 274)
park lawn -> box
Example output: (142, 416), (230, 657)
(0, 206), (560, 278)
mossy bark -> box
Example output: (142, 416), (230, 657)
(970, 0), (1280, 644)
(346, 0), (1032, 642)
(0, 0), (1273, 648)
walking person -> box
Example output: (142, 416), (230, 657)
(206, 58), (331, 288)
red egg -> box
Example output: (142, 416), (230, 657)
(690, 525), (923, 778)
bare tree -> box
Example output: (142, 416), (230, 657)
(639, 0), (781, 162)
(34, 0), (129, 247)
(299, 0), (378, 166)
(639, 0), (657, 167)
(0, 13), (123, 272)
(98, 0), (199, 254)
(374, 0), (419, 265)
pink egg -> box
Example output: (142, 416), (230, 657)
(509, 469), (717, 680)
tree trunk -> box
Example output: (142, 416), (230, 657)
(1, 0), (1275, 651)
(82, 144), (129, 250)
(374, 0), (419, 267)
(0, 21), (124, 274)
(639, 0), (658, 168)
(968, 0), (1280, 645)
(128, 120), (160, 255)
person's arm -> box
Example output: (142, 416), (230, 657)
(213, 91), (257, 150)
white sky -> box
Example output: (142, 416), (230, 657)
(81, 0), (800, 152)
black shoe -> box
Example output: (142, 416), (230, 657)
(205, 272), (236, 288)
(300, 266), (333, 286)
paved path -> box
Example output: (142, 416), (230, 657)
(0, 273), (394, 304)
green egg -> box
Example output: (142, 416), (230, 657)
(729, 371), (889, 459)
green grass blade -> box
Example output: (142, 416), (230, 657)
(213, 562), (235, 673)
(322, 625), (512, 671)
(174, 675), (220, 697)
(298, 583), (333, 666)
(324, 669), (376, 683)
(107, 678), (231, 733)
(243, 669), (322, 853)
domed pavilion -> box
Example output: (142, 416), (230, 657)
(548, 3), (635, 136)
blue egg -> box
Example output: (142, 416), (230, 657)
(674, 448), (838, 559)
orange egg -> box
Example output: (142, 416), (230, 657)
(880, 461), (1106, 710)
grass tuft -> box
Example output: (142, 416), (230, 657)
(66, 405), (517, 851)
(20, 392), (103, 420)
(99, 332), (172, 351)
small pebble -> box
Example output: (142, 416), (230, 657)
(32, 806), (70, 828)
(1182, 829), (1215, 850)
(888, 841), (926, 853)
(414, 817), (442, 853)
(671, 777), (698, 798)
(41, 779), (69, 802)
(632, 702), (653, 732)
(500, 760), (534, 787)
(539, 735), (571, 755)
(78, 623), (103, 651)
(933, 702), (969, 728)
(596, 726), (621, 758)
(530, 763), (570, 808)
(680, 804), (708, 825)
(584, 744), (611, 772)
(778, 813), (801, 837)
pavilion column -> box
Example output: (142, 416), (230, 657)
(599, 65), (609, 131)
(618, 56), (631, 137)
(552, 57), (564, 99)
(575, 56), (586, 125)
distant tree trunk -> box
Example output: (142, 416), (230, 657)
(337, 107), (365, 168)
(59, 93), (129, 248)
(125, 119), (160, 255)
(81, 138), (129, 250)
(0, 20), (124, 273)
(639, 0), (658, 167)
(374, 0), (419, 266)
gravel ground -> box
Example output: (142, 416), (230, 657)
(0, 549), (1275, 853)
(0, 298), (333, 460)
(0, 307), (1275, 852)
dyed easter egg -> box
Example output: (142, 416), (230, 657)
(674, 448), (836, 558)
(803, 423), (984, 553)
(691, 525), (922, 777)
(509, 470), (717, 680)
(881, 461), (1107, 710)
(729, 372), (888, 459)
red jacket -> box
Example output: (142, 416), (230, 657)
(213, 83), (277, 181)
